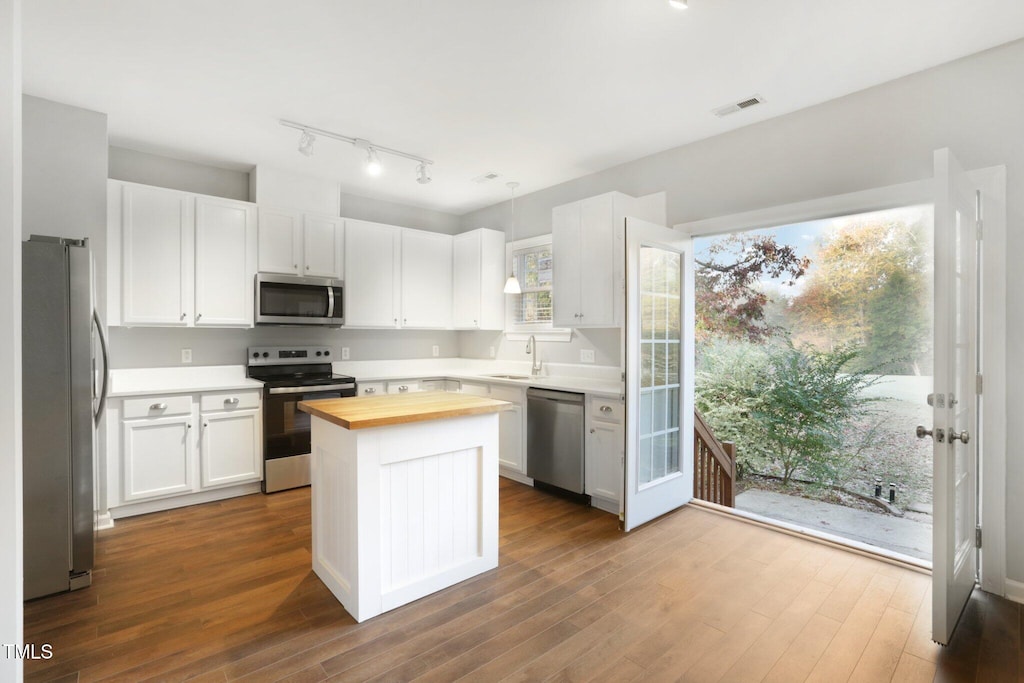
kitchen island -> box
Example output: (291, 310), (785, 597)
(298, 392), (509, 622)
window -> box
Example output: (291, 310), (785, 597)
(505, 235), (572, 341)
(511, 243), (552, 325)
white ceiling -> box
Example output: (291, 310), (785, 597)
(22, 0), (1024, 215)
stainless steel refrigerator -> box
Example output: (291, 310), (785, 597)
(22, 236), (109, 600)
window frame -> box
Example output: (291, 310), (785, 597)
(504, 235), (572, 342)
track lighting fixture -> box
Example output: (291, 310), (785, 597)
(297, 130), (316, 157)
(503, 182), (522, 295)
(668, 0), (688, 8)
(281, 119), (433, 185)
(416, 162), (432, 185)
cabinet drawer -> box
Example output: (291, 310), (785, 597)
(459, 381), (490, 397)
(490, 384), (525, 403)
(589, 396), (623, 424)
(200, 390), (260, 413)
(123, 394), (193, 419)
(387, 380), (421, 394)
(358, 382), (385, 396)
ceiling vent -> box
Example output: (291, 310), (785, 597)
(472, 171), (501, 183)
(712, 94), (765, 118)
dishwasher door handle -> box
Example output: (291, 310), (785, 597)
(526, 388), (584, 403)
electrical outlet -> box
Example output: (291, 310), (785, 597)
(341, 347), (350, 360)
(580, 349), (595, 363)
(432, 345), (440, 357)
(489, 346), (496, 358)
(181, 348), (192, 364)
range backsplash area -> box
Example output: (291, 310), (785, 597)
(107, 326), (461, 369)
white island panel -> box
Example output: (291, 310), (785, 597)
(310, 412), (499, 622)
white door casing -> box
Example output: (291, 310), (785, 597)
(623, 217), (694, 532)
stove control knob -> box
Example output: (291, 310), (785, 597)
(324, 350), (330, 356)
(316, 351), (322, 357)
(252, 352), (259, 359)
(262, 352), (269, 358)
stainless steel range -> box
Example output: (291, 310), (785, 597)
(247, 346), (356, 493)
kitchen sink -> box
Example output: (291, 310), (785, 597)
(484, 374), (531, 380)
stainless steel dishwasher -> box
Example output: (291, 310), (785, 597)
(526, 388), (586, 495)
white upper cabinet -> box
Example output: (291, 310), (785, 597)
(120, 183), (193, 326)
(257, 208), (302, 275)
(344, 219), (401, 328)
(110, 181), (257, 328)
(194, 196), (257, 327)
(552, 191), (665, 328)
(401, 229), (452, 329)
(452, 228), (505, 330)
(303, 214), (345, 278)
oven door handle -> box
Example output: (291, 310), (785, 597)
(326, 286), (335, 319)
(267, 383), (355, 395)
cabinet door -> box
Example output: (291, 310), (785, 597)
(200, 409), (261, 488)
(551, 202), (582, 327)
(195, 197), (256, 327)
(257, 208), (302, 275)
(579, 194), (616, 326)
(303, 214), (344, 278)
(122, 415), (194, 501)
(498, 403), (525, 473)
(344, 219), (400, 327)
(401, 229), (453, 328)
(587, 420), (622, 502)
(452, 231), (481, 328)
(121, 183), (193, 326)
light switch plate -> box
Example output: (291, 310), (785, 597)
(341, 347), (350, 360)
(580, 349), (595, 363)
(181, 348), (192, 364)
(432, 345), (440, 357)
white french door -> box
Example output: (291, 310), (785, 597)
(623, 217), (694, 532)
(931, 148), (981, 645)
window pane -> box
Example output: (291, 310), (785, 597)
(512, 245), (554, 325)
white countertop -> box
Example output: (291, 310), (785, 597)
(108, 358), (623, 399)
(108, 365), (263, 397)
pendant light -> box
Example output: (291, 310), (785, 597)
(503, 182), (522, 294)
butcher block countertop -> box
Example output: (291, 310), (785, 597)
(298, 392), (510, 430)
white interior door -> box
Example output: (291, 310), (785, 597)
(932, 148), (980, 645)
(623, 217), (694, 532)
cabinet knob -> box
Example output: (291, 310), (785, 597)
(196, 313), (202, 321)
(590, 428), (596, 434)
(294, 264), (298, 269)
(305, 265), (310, 270)
(225, 397), (240, 405)
(600, 405), (612, 413)
(203, 422), (209, 428)
(365, 387), (376, 394)
(474, 319), (478, 325)
(150, 402), (167, 410)
(403, 318), (407, 324)
(187, 423), (192, 429)
(574, 313), (579, 319)
(180, 313), (186, 321)
(399, 385), (409, 392)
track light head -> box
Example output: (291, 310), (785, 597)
(416, 163), (432, 185)
(668, 0), (688, 8)
(297, 130), (315, 157)
(365, 147), (382, 176)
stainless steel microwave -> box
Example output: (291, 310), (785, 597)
(255, 273), (344, 326)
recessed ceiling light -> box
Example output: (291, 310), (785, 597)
(668, 0), (688, 8)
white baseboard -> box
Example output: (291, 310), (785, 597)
(499, 470), (533, 487)
(1005, 579), (1024, 605)
(95, 511), (114, 530)
(110, 482), (262, 520)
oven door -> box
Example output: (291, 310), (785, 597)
(262, 384), (354, 461)
(255, 273), (344, 326)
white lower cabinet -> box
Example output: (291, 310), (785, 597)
(586, 396), (624, 514)
(490, 385), (526, 475)
(112, 390), (262, 513)
(200, 409), (261, 488)
(122, 414), (194, 502)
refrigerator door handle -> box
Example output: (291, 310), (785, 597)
(92, 309), (109, 426)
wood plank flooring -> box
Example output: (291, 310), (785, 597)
(23, 478), (1022, 682)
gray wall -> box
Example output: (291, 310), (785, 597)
(340, 190), (461, 234)
(109, 146), (250, 201)
(23, 96), (107, 315)
(462, 38), (1024, 583)
(108, 327), (460, 369)
(459, 328), (620, 368)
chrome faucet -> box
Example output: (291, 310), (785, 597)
(526, 335), (542, 376)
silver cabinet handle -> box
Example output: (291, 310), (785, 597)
(600, 405), (613, 413)
(590, 428), (596, 434)
(574, 313), (579, 318)
(150, 403), (167, 410)
(950, 430), (970, 444)
(399, 385), (409, 392)
(187, 423), (192, 429)
(294, 264), (298, 269)
(305, 265), (310, 270)
(403, 318), (407, 324)
(225, 397), (240, 405)
(394, 318), (398, 326)
(196, 313), (202, 321)
(180, 313), (186, 321)
(474, 319), (478, 325)
(364, 387), (376, 394)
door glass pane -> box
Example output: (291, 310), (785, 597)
(638, 246), (682, 487)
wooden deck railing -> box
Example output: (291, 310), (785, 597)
(693, 410), (736, 507)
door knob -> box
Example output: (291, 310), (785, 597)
(916, 425), (945, 443)
(950, 430), (970, 444)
